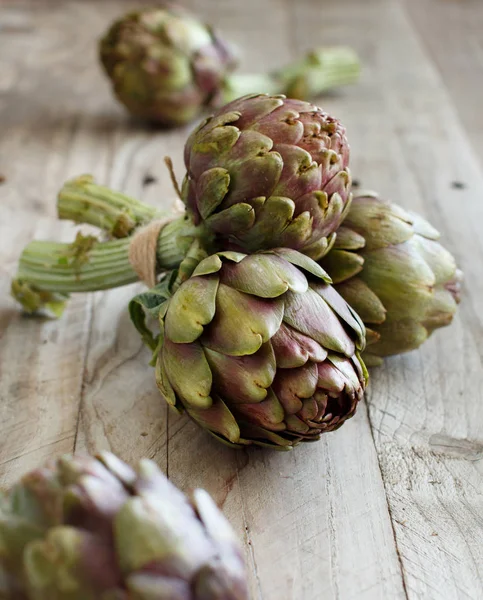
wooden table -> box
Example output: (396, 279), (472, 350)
(1, 1), (482, 598)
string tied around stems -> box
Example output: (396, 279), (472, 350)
(127, 218), (174, 288)
(128, 156), (186, 287)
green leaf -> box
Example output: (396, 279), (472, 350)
(128, 278), (172, 351)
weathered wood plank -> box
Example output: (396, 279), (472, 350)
(403, 0), (483, 170)
(0, 0), (162, 482)
(0, 216), (90, 488)
(298, 0), (483, 597)
(0, 1), (120, 486)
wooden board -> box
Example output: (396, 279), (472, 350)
(0, 1), (481, 598)
(403, 0), (483, 170)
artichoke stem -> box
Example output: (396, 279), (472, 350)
(277, 47), (360, 98)
(222, 46), (360, 103)
(58, 175), (163, 237)
(13, 215), (207, 296)
(222, 74), (282, 102)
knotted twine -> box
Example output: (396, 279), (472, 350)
(128, 156), (185, 288)
(128, 217), (174, 288)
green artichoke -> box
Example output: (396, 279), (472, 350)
(100, 3), (237, 127)
(0, 452), (248, 599)
(143, 249), (367, 449)
(99, 6), (360, 128)
(320, 192), (462, 366)
(182, 94), (352, 259)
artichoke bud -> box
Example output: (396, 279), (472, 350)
(100, 5), (237, 127)
(0, 453), (248, 599)
(183, 94), (353, 256)
(133, 248), (368, 449)
(320, 192), (462, 364)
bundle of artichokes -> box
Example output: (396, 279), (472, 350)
(11, 93), (462, 449)
(0, 452), (248, 599)
(100, 5), (360, 127)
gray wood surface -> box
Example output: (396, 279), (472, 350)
(0, 1), (481, 598)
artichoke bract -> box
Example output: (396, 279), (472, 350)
(320, 192), (462, 366)
(182, 94), (352, 259)
(0, 452), (248, 600)
(149, 249), (367, 449)
(100, 3), (236, 127)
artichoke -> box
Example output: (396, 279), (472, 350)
(182, 94), (352, 259)
(139, 249), (367, 449)
(100, 3), (237, 127)
(100, 6), (360, 127)
(0, 452), (248, 599)
(320, 192), (462, 366)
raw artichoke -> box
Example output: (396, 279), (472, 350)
(320, 192), (462, 366)
(182, 94), (352, 259)
(132, 249), (367, 449)
(0, 452), (248, 599)
(100, 4), (236, 127)
(100, 6), (360, 127)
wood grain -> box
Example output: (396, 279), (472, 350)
(0, 0), (482, 598)
(295, 0), (483, 597)
(403, 0), (483, 170)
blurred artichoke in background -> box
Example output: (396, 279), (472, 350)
(320, 192), (462, 366)
(0, 452), (248, 599)
(182, 94), (352, 259)
(136, 249), (367, 449)
(100, 5), (360, 127)
(100, 3), (237, 127)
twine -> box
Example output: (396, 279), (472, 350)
(128, 218), (173, 288)
(129, 156), (186, 287)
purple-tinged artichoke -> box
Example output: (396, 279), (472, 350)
(320, 192), (462, 366)
(137, 249), (367, 449)
(0, 453), (248, 599)
(100, 4), (237, 127)
(182, 94), (352, 259)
